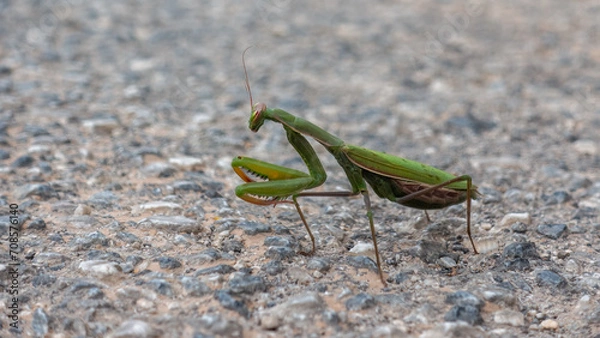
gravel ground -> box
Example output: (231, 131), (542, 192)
(1, 1), (599, 337)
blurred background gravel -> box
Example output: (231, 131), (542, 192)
(0, 1), (599, 337)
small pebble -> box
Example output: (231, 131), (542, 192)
(438, 256), (457, 269)
(138, 215), (201, 233)
(74, 204), (92, 216)
(78, 260), (122, 277)
(500, 213), (531, 227)
(168, 156), (203, 171)
(261, 314), (280, 330)
(111, 320), (156, 337)
(540, 318), (559, 330)
(82, 117), (120, 134)
(349, 241), (374, 254)
(136, 201), (183, 213)
(480, 222), (493, 231)
(572, 139), (597, 155)
(493, 309), (525, 326)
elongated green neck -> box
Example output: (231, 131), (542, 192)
(265, 108), (344, 148)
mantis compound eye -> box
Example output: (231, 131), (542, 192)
(254, 103), (266, 115)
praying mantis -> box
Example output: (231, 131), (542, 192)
(232, 48), (480, 286)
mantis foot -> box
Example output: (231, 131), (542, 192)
(298, 245), (316, 256)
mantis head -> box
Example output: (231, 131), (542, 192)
(242, 46), (268, 133)
(249, 102), (267, 132)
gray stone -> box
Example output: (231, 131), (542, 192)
(116, 231), (141, 244)
(261, 260), (284, 275)
(265, 246), (296, 260)
(346, 255), (379, 272)
(444, 305), (483, 325)
(542, 190), (572, 205)
(345, 293), (376, 310)
(445, 291), (484, 310)
(263, 236), (295, 248)
(221, 239), (244, 253)
(265, 292), (326, 324)
(536, 223), (568, 239)
(172, 180), (202, 192)
(71, 231), (110, 249)
(156, 256), (182, 269)
(32, 308), (49, 337)
(227, 274), (267, 295)
(14, 184), (58, 200)
(147, 279), (174, 297)
(181, 277), (211, 297)
(11, 154), (34, 168)
(481, 287), (516, 307)
(536, 270), (567, 288)
(411, 240), (450, 264)
(27, 218), (46, 230)
(238, 221), (271, 235)
(306, 257), (331, 272)
(196, 314), (243, 337)
(214, 290), (249, 318)
(187, 248), (222, 265)
(195, 264), (236, 276)
(31, 274), (57, 287)
(503, 242), (539, 260)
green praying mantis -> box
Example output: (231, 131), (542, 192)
(232, 48), (480, 286)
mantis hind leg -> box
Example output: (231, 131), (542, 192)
(424, 210), (431, 222)
(362, 191), (387, 286)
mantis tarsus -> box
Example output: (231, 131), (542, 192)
(233, 48), (480, 286)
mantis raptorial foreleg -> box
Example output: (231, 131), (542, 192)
(234, 48), (480, 286)
(233, 125), (327, 255)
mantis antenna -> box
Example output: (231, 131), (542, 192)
(242, 46), (254, 111)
